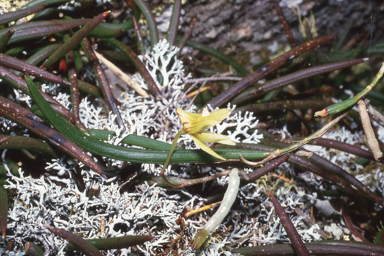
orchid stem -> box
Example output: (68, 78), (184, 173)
(160, 129), (186, 187)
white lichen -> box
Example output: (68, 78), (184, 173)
(0, 37), (338, 256)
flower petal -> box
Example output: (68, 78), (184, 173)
(176, 107), (202, 133)
(189, 134), (226, 161)
(194, 131), (236, 145)
(176, 107), (231, 134)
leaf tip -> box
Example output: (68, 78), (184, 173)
(63, 79), (72, 86)
(314, 108), (328, 117)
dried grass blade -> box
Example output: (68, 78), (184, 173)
(357, 99), (383, 161)
(365, 99), (384, 128)
(101, 38), (162, 100)
(94, 51), (149, 97)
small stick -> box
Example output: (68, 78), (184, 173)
(365, 98), (384, 128)
(295, 208), (329, 240)
(184, 86), (209, 98)
(154, 169), (231, 188)
(185, 202), (221, 218)
(240, 111), (348, 166)
(186, 81), (207, 110)
(357, 99), (383, 161)
(185, 76), (242, 84)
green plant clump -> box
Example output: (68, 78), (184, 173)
(0, 0), (384, 255)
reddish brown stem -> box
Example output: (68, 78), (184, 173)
(247, 154), (290, 182)
(0, 53), (71, 85)
(132, 16), (145, 55)
(178, 17), (197, 58)
(205, 36), (334, 109)
(0, 95), (105, 178)
(309, 138), (384, 163)
(81, 38), (126, 132)
(0, 66), (87, 130)
(268, 190), (310, 256)
(342, 207), (369, 242)
(272, 0), (296, 47)
(232, 58), (365, 105)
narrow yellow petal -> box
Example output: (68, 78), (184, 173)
(209, 108), (232, 122)
(193, 109), (232, 133)
(194, 131), (236, 145)
(189, 134), (226, 161)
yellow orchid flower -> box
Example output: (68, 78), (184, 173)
(176, 107), (235, 160)
(160, 107), (235, 187)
